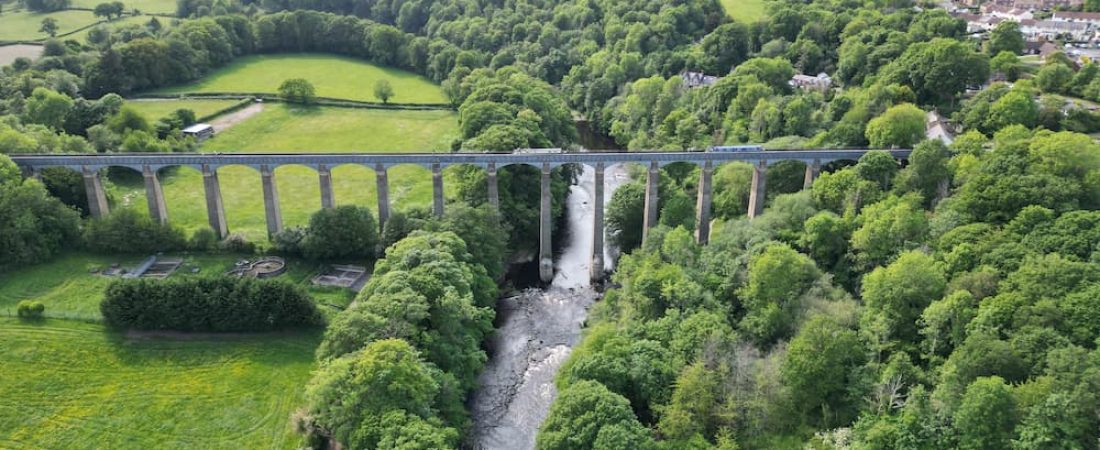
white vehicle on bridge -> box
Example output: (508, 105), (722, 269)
(707, 145), (764, 152)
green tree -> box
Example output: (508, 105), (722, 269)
(782, 315), (866, 426)
(856, 150), (901, 190)
(607, 181), (646, 252)
(106, 105), (152, 134)
(954, 376), (1018, 450)
(895, 139), (952, 207)
(861, 250), (946, 348)
(429, 202), (509, 280)
(279, 78), (316, 104)
(301, 205), (379, 261)
(537, 380), (655, 450)
(0, 155), (81, 271)
(305, 339), (440, 448)
(25, 87), (74, 130)
(1035, 63), (1074, 94)
(991, 51), (1022, 81)
(989, 90), (1039, 130)
(739, 242), (821, 346)
(850, 194), (929, 268)
(865, 103), (926, 148)
(986, 21), (1024, 56)
(39, 17), (59, 37)
(373, 79), (395, 104)
(1012, 393), (1091, 450)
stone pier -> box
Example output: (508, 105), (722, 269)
(260, 164), (282, 237)
(803, 159), (820, 190)
(202, 164), (228, 238)
(432, 163), (444, 217)
(82, 166), (109, 219)
(486, 163), (499, 210)
(748, 160), (767, 219)
(318, 164), (335, 209)
(642, 162), (659, 244)
(695, 161), (713, 244)
(142, 165), (168, 224)
(375, 164), (390, 230)
(591, 163), (605, 281)
(539, 163), (553, 283)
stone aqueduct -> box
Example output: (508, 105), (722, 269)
(11, 149), (911, 282)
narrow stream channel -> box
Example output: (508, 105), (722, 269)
(467, 163), (629, 450)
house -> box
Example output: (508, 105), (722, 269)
(682, 71), (718, 88)
(182, 123), (215, 141)
(926, 111), (955, 145)
(1020, 20), (1091, 41)
(1050, 11), (1100, 27)
(789, 73), (833, 91)
(981, 4), (1034, 21)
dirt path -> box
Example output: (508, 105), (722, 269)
(210, 102), (264, 132)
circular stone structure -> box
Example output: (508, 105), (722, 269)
(225, 256), (286, 278)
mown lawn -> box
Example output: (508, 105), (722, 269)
(0, 10), (99, 41)
(109, 105), (460, 241)
(0, 318), (319, 450)
(154, 54), (449, 104)
(0, 252), (357, 321)
(126, 99), (242, 121)
(721, 0), (768, 22)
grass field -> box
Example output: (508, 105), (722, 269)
(155, 54), (449, 103)
(71, 0), (178, 14)
(67, 14), (162, 43)
(126, 99), (242, 121)
(721, 0), (768, 22)
(0, 252), (358, 321)
(0, 318), (318, 450)
(0, 43), (42, 65)
(110, 105), (460, 240)
(0, 10), (98, 41)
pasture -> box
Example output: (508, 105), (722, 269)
(0, 252), (357, 322)
(110, 105), (460, 240)
(0, 44), (42, 66)
(67, 15), (164, 43)
(71, 0), (178, 14)
(721, 0), (768, 22)
(155, 54), (449, 104)
(0, 319), (318, 450)
(0, 10), (98, 41)
(126, 98), (243, 121)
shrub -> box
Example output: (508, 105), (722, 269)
(189, 227), (217, 251)
(271, 226), (306, 256)
(219, 232), (255, 253)
(83, 209), (187, 254)
(101, 276), (323, 331)
(279, 78), (316, 104)
(16, 301), (45, 320)
(301, 206), (379, 261)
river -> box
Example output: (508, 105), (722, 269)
(467, 163), (629, 450)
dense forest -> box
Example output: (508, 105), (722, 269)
(3, 0), (1100, 447)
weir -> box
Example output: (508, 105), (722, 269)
(11, 149), (911, 283)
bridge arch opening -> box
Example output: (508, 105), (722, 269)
(271, 163), (322, 230)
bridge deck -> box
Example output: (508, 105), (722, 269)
(9, 149), (912, 171)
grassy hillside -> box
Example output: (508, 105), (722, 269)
(154, 54), (449, 104)
(0, 10), (98, 41)
(71, 0), (178, 14)
(110, 105), (460, 240)
(126, 99), (242, 121)
(0, 319), (318, 450)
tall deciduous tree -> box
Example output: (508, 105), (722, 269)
(865, 103), (926, 148)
